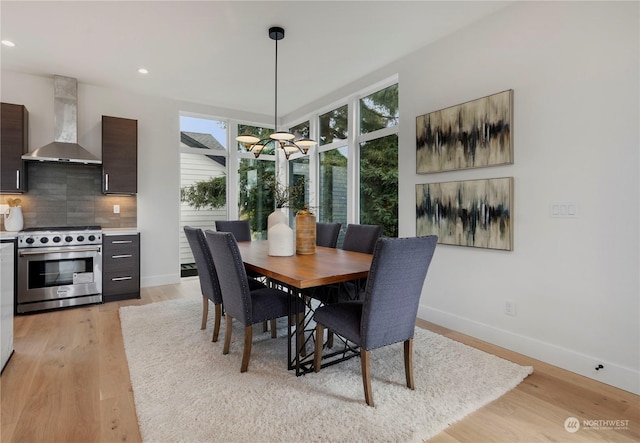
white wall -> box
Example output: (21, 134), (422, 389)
(288, 2), (639, 394)
(404, 1), (639, 395)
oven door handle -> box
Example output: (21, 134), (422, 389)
(19, 246), (102, 256)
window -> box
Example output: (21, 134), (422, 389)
(358, 83), (399, 237)
(318, 146), (348, 232)
(288, 156), (309, 225)
(319, 105), (348, 145)
(237, 124), (275, 239)
(359, 135), (398, 237)
(312, 81), (398, 244)
(287, 120), (311, 225)
(179, 115), (228, 275)
(290, 120), (311, 140)
(318, 105), (349, 243)
(359, 84), (399, 134)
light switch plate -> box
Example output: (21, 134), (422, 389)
(0, 204), (9, 215)
(550, 202), (578, 218)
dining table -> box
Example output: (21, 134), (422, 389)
(236, 240), (373, 375)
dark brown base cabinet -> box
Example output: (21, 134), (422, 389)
(103, 233), (140, 302)
(1, 103), (28, 193)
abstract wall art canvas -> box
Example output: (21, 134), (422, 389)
(416, 90), (513, 174)
(416, 177), (513, 250)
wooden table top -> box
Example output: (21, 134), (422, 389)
(237, 240), (373, 289)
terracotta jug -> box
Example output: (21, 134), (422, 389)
(295, 207), (316, 255)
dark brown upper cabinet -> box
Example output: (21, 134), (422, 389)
(1, 103), (28, 193)
(102, 115), (137, 194)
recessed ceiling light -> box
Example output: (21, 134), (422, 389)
(1, 40), (16, 47)
(137, 68), (149, 74)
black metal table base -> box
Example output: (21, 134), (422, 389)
(281, 282), (360, 376)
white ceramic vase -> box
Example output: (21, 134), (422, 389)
(268, 222), (294, 256)
(267, 207), (288, 230)
(4, 206), (23, 232)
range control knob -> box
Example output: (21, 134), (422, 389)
(65, 236), (73, 242)
(53, 236), (61, 243)
(26, 237), (35, 244)
(88, 235), (96, 241)
(40, 237), (49, 244)
(77, 235), (85, 242)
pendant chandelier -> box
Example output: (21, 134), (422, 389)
(236, 26), (316, 159)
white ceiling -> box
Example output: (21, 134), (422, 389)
(0, 1), (511, 117)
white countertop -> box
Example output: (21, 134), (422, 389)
(102, 227), (139, 236)
(0, 232), (18, 240)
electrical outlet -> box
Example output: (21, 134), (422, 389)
(0, 204), (9, 215)
(113, 204), (120, 214)
(504, 300), (516, 316)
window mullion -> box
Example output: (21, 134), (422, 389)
(348, 99), (358, 225)
(228, 120), (239, 219)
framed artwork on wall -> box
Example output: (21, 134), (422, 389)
(416, 177), (513, 251)
(416, 90), (513, 174)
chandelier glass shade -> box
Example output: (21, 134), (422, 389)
(236, 26), (317, 160)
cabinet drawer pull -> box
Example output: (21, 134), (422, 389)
(112, 254), (133, 259)
(111, 240), (133, 244)
(111, 276), (133, 281)
(16, 170), (20, 189)
(105, 173), (109, 191)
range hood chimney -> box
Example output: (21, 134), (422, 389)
(22, 75), (101, 164)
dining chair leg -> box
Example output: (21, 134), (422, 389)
(201, 296), (208, 330)
(314, 323), (324, 372)
(404, 339), (414, 390)
(361, 349), (374, 407)
(263, 320), (268, 333)
(270, 319), (277, 338)
(240, 325), (253, 373)
(327, 331), (334, 349)
(223, 315), (233, 355)
(212, 304), (222, 342)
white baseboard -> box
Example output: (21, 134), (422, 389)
(140, 273), (180, 288)
(418, 305), (640, 395)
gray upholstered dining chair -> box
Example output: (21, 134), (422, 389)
(316, 222), (341, 248)
(313, 235), (438, 406)
(312, 223), (383, 347)
(214, 220), (252, 241)
(183, 226), (264, 342)
(342, 223), (383, 254)
(320, 223), (382, 305)
(215, 219), (265, 282)
(204, 230), (305, 373)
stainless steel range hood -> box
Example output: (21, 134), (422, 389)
(22, 75), (101, 164)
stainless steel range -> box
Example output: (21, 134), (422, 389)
(17, 226), (102, 313)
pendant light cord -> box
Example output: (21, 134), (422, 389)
(274, 36), (278, 133)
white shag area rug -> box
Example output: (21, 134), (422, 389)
(120, 297), (532, 443)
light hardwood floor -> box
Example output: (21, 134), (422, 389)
(1, 278), (638, 442)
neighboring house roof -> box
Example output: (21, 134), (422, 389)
(181, 131), (226, 167)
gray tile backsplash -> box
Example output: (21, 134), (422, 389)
(0, 162), (136, 230)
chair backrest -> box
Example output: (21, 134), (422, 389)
(316, 222), (341, 248)
(342, 224), (383, 254)
(183, 226), (222, 305)
(215, 220), (252, 242)
(360, 236), (437, 350)
(204, 230), (252, 325)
